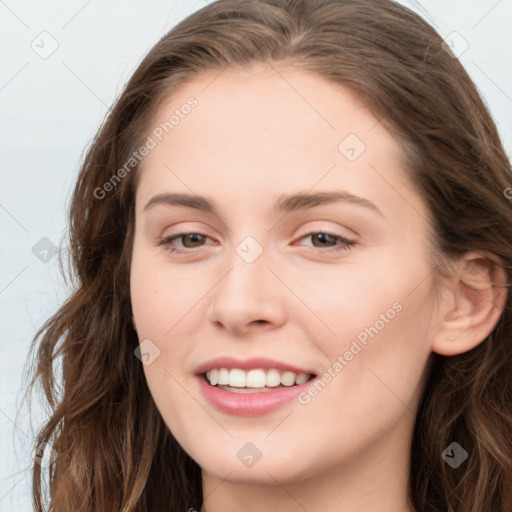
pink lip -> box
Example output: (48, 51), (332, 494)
(194, 356), (315, 376)
(196, 374), (315, 416)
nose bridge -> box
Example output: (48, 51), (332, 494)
(216, 237), (271, 308)
(206, 234), (286, 332)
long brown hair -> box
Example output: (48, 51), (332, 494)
(27, 0), (512, 510)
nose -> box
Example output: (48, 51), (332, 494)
(206, 249), (287, 336)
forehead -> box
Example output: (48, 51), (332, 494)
(150, 64), (392, 158)
(135, 65), (424, 222)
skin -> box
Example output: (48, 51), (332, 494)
(129, 63), (506, 512)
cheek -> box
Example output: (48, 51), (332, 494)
(293, 293), (432, 468)
(130, 244), (205, 337)
(309, 248), (435, 397)
(130, 252), (199, 432)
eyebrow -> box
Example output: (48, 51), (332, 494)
(143, 191), (383, 216)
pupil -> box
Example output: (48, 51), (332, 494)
(314, 233), (333, 246)
(185, 234), (203, 247)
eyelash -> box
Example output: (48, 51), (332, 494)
(159, 231), (355, 254)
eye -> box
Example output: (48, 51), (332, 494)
(159, 232), (214, 253)
(296, 231), (355, 253)
(159, 231), (355, 255)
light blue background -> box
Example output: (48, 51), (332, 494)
(1, 1), (511, 509)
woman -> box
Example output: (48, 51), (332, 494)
(28, 0), (512, 510)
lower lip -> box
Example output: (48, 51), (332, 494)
(196, 375), (314, 416)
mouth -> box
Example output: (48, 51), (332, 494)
(194, 357), (318, 415)
(202, 368), (317, 393)
(197, 369), (317, 416)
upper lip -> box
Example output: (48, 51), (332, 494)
(195, 356), (316, 376)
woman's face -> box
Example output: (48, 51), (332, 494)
(130, 65), (441, 485)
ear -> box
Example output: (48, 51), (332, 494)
(431, 252), (508, 356)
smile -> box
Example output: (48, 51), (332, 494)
(205, 367), (313, 390)
(197, 368), (317, 416)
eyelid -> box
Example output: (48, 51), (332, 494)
(297, 230), (354, 242)
(293, 230), (356, 253)
(159, 230), (215, 251)
(295, 226), (354, 240)
(158, 222), (218, 242)
(160, 221), (356, 239)
(159, 229), (356, 256)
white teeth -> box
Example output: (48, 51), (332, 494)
(295, 373), (309, 385)
(246, 369), (266, 387)
(266, 369), (281, 387)
(205, 368), (312, 388)
(218, 368), (229, 385)
(229, 368), (246, 387)
(207, 369), (218, 385)
(280, 371), (296, 387)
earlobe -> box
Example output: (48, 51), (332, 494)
(431, 252), (508, 356)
